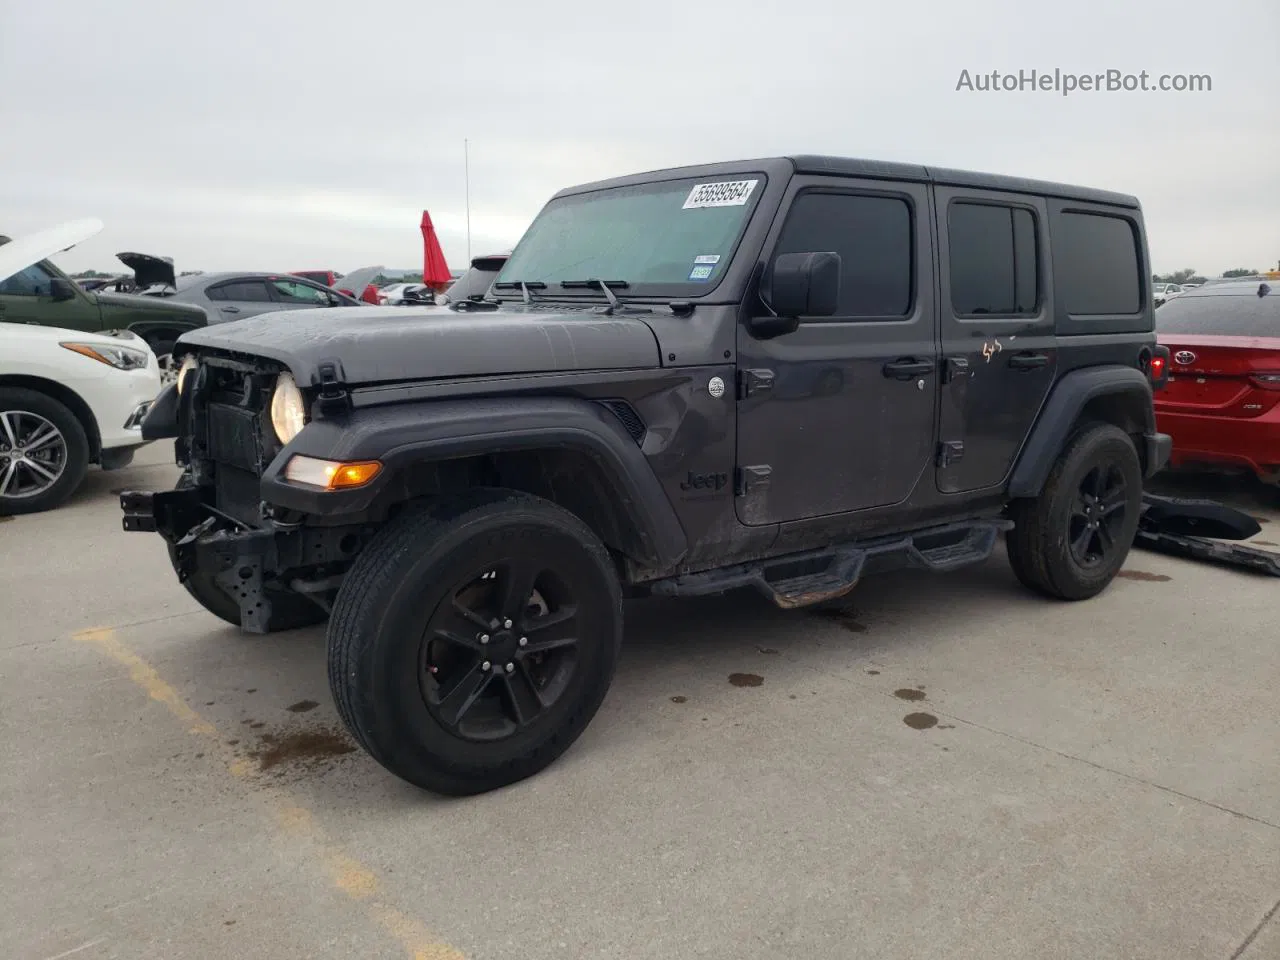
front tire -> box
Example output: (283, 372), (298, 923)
(1007, 422), (1143, 601)
(327, 489), (623, 796)
(0, 388), (90, 516)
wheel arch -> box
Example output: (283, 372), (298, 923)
(260, 396), (690, 575)
(1008, 365), (1155, 499)
(0, 374), (103, 461)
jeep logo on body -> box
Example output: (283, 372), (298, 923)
(680, 471), (729, 493)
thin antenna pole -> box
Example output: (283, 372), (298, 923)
(464, 138), (472, 263)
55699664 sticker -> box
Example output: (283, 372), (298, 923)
(682, 180), (759, 209)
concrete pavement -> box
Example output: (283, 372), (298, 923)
(2, 443), (1277, 959)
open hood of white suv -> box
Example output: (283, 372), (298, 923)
(0, 218), (104, 284)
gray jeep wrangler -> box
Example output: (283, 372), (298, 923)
(121, 155), (1172, 795)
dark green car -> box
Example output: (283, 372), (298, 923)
(0, 238), (206, 382)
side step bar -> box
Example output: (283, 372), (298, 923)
(650, 519), (1010, 609)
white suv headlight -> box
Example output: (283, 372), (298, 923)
(60, 341), (150, 371)
(270, 373), (307, 444)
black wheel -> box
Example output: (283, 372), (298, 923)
(1007, 422), (1143, 600)
(166, 472), (328, 631)
(0, 388), (90, 516)
(327, 489), (623, 796)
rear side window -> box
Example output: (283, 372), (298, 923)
(947, 202), (1039, 315)
(1056, 212), (1141, 314)
(1156, 290), (1279, 337)
(208, 280), (272, 302)
(773, 192), (913, 318)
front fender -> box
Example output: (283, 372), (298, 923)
(260, 396), (690, 569)
(1008, 365), (1162, 498)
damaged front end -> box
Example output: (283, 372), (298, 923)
(119, 351), (371, 632)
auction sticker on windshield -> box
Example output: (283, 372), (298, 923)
(683, 180), (759, 209)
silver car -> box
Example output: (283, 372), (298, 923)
(149, 271), (363, 324)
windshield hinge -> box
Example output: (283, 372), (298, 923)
(314, 360), (351, 416)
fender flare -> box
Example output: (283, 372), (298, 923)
(1007, 365), (1157, 498)
(260, 396), (689, 569)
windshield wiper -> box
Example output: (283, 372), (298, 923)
(559, 279), (639, 315)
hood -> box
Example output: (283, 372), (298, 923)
(0, 218), (104, 283)
(333, 265), (383, 298)
(1, 320), (144, 346)
(117, 251), (176, 289)
(177, 306), (661, 386)
(96, 290), (207, 318)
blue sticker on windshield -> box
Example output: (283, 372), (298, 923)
(689, 254), (720, 281)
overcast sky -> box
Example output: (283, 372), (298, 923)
(2, 0), (1276, 277)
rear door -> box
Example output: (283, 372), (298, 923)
(735, 176), (938, 525)
(204, 278), (279, 322)
(933, 189), (1056, 493)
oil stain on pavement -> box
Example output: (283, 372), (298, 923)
(252, 730), (357, 773)
(728, 673), (764, 687)
(1118, 570), (1173, 582)
(894, 688), (926, 701)
(286, 699), (320, 713)
(903, 713), (938, 730)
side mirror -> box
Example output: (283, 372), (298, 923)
(49, 277), (78, 302)
(750, 251), (841, 338)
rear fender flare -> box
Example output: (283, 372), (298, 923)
(1008, 365), (1155, 498)
(260, 396), (689, 569)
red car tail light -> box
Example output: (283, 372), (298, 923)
(1249, 372), (1280, 391)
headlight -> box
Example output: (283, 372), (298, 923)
(176, 354), (198, 394)
(270, 373), (307, 444)
(60, 341), (151, 371)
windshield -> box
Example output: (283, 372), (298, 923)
(1157, 289), (1278, 337)
(495, 174), (766, 295)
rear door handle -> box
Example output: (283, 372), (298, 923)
(1009, 353), (1049, 370)
(220, 306), (241, 314)
(882, 358), (936, 380)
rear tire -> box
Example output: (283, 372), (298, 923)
(0, 388), (90, 516)
(327, 489), (623, 796)
(1007, 422), (1143, 601)
(167, 472), (328, 631)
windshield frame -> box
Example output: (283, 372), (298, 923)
(492, 162), (789, 304)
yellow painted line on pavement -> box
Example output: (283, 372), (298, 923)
(74, 627), (466, 960)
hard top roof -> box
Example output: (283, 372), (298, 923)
(551, 155), (1139, 209)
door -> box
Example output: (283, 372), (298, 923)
(203, 278), (281, 322)
(735, 177), (938, 526)
(0, 262), (101, 330)
(934, 189), (1057, 493)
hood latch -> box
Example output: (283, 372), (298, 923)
(314, 360), (352, 417)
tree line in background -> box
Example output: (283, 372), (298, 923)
(1153, 267), (1267, 284)
(66, 269), (426, 285)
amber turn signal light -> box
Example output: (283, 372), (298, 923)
(283, 455), (382, 490)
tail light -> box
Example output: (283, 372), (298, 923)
(1147, 345), (1171, 391)
(1249, 373), (1280, 391)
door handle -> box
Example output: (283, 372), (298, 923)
(1009, 353), (1049, 370)
(882, 358), (936, 380)
(220, 306), (241, 314)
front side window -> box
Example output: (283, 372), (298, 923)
(0, 263), (56, 297)
(948, 202), (1039, 316)
(772, 192), (914, 318)
(495, 175), (765, 294)
(270, 279), (329, 304)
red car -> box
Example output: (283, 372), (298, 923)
(1154, 280), (1279, 485)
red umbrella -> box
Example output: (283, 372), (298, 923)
(420, 210), (452, 291)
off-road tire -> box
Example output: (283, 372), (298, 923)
(327, 489), (623, 796)
(167, 472), (328, 631)
(0, 387), (90, 516)
(1007, 422), (1143, 601)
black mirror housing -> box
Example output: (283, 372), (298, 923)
(49, 277), (78, 302)
(749, 251), (841, 338)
